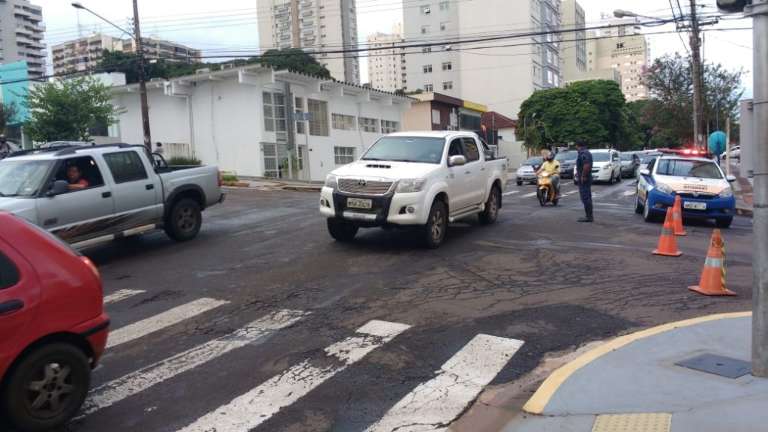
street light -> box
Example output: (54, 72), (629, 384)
(71, 1), (152, 150)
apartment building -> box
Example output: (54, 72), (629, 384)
(367, 24), (406, 92)
(257, 0), (360, 84)
(0, 0), (46, 79)
(122, 37), (202, 63)
(561, 0), (587, 82)
(404, 0), (563, 118)
(586, 18), (650, 101)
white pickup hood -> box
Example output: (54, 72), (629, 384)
(331, 160), (442, 181)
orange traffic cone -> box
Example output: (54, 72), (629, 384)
(689, 229), (736, 296)
(672, 195), (687, 236)
(653, 207), (683, 257)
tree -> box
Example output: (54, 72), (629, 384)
(516, 80), (637, 150)
(259, 48), (332, 79)
(0, 103), (18, 134)
(642, 53), (743, 147)
(25, 77), (118, 142)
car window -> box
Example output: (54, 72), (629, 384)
(461, 137), (480, 162)
(0, 251), (20, 290)
(647, 158), (656, 172)
(556, 151), (576, 161)
(54, 156), (105, 192)
(525, 157), (543, 166)
(592, 152), (610, 162)
(448, 139), (464, 157)
(104, 151), (149, 184)
(656, 159), (723, 179)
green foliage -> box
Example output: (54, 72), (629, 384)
(259, 48), (332, 79)
(0, 103), (18, 134)
(517, 80), (638, 150)
(168, 156), (202, 166)
(221, 174), (238, 183)
(25, 77), (117, 142)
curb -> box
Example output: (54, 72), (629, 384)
(522, 311), (752, 415)
(282, 185), (322, 192)
(736, 206), (754, 218)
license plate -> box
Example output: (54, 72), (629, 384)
(347, 198), (372, 210)
(684, 201), (707, 210)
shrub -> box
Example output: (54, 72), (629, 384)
(221, 174), (238, 183)
(168, 156), (201, 166)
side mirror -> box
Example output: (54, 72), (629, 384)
(47, 180), (69, 197)
(448, 155), (467, 167)
(639, 169), (650, 177)
(726, 174), (736, 183)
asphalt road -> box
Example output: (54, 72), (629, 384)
(60, 177), (753, 432)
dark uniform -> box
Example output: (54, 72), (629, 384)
(576, 148), (593, 221)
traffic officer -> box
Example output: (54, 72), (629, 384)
(575, 141), (593, 222)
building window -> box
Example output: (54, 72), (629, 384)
(422, 47), (432, 53)
(431, 109), (441, 125)
(307, 99), (329, 136)
(332, 113), (357, 131)
(294, 97), (306, 135)
(442, 61), (452, 71)
(381, 120), (400, 134)
(359, 117), (379, 133)
(334, 147), (356, 165)
(263, 91), (287, 132)
(421, 25), (430, 34)
(424, 84), (434, 92)
(443, 81), (453, 90)
(439, 1), (450, 10)
(423, 64), (433, 73)
(421, 5), (431, 14)
(440, 22), (448, 31)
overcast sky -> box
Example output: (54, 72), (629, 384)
(37, 0), (754, 96)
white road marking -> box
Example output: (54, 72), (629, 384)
(107, 298), (229, 348)
(564, 190), (579, 196)
(79, 310), (307, 417)
(365, 334), (524, 432)
(623, 190), (636, 197)
(522, 192), (537, 198)
(104, 289), (145, 305)
(502, 191), (519, 196)
(177, 320), (411, 432)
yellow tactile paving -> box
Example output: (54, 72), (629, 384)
(592, 413), (672, 432)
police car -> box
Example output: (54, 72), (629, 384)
(634, 151), (737, 228)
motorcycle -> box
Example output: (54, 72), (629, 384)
(537, 172), (559, 206)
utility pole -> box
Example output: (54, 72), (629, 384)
(689, 0), (706, 151)
(746, 0), (768, 378)
(133, 0), (152, 150)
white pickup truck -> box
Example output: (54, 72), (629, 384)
(0, 144), (224, 248)
(320, 131), (508, 248)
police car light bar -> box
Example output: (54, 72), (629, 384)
(656, 148), (712, 157)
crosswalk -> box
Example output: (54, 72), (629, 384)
(81, 291), (526, 432)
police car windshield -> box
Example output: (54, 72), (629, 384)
(656, 159), (723, 179)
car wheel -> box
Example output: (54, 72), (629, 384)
(423, 200), (448, 249)
(537, 189), (547, 206)
(616, 170), (622, 182)
(1, 343), (91, 432)
(327, 219), (358, 242)
(642, 198), (655, 222)
(165, 198), (202, 241)
(635, 193), (644, 214)
(516, 180), (523, 186)
(716, 217), (733, 229)
(479, 187), (500, 225)
(608, 173), (614, 185)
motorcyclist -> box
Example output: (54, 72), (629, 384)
(536, 151), (561, 199)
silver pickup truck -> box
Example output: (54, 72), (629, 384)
(0, 144), (224, 248)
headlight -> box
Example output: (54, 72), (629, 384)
(324, 174), (338, 189)
(655, 182), (674, 195)
(396, 178), (427, 193)
(719, 187), (734, 198)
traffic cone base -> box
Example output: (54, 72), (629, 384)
(653, 207), (682, 257)
(689, 229), (736, 296)
(672, 196), (687, 236)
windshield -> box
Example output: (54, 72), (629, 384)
(555, 151), (576, 162)
(641, 153), (661, 163)
(524, 157), (543, 166)
(0, 160), (53, 197)
(362, 136), (445, 164)
(656, 159), (723, 179)
(620, 153), (635, 161)
(592, 152), (610, 162)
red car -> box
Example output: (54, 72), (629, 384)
(0, 213), (109, 431)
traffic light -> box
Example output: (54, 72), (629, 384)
(716, 0), (750, 12)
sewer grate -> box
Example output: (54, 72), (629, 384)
(592, 413), (671, 432)
(675, 353), (751, 379)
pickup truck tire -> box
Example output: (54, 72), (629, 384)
(327, 219), (358, 242)
(479, 187), (500, 225)
(1, 343), (91, 432)
(165, 198), (202, 241)
(423, 200), (448, 249)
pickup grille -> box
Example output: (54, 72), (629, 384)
(338, 178), (394, 196)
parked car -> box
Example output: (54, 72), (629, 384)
(620, 152), (641, 178)
(319, 131), (509, 248)
(573, 149), (622, 184)
(516, 157), (543, 185)
(0, 143), (224, 248)
(0, 212), (109, 431)
(635, 154), (736, 228)
(555, 150), (577, 179)
(728, 145), (740, 160)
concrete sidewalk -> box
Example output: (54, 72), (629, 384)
(505, 313), (768, 432)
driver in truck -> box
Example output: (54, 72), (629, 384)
(537, 151), (561, 198)
(67, 165), (90, 190)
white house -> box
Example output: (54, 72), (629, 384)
(106, 66), (411, 182)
